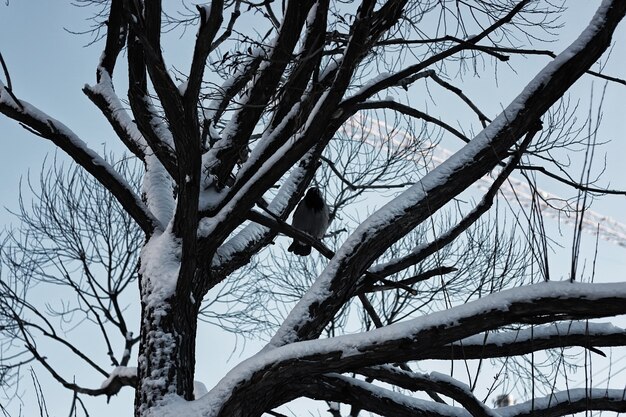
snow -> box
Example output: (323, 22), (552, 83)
(198, 130), (300, 236)
(178, 80), (188, 96)
(143, 152), (175, 228)
(203, 46), (264, 122)
(319, 58), (341, 81)
(325, 374), (472, 417)
(198, 95), (312, 234)
(0, 80), (18, 107)
(458, 321), (625, 347)
(139, 227), (181, 308)
(100, 366), (138, 389)
(498, 388), (626, 416)
(198, 4), (212, 24)
(345, 72), (391, 101)
(428, 371), (470, 390)
(231, 99), (303, 185)
(303, 90), (329, 131)
(146, 98), (176, 149)
(305, 2), (319, 27)
(85, 68), (148, 153)
(198, 181), (228, 212)
(272, 279), (626, 354)
(193, 380), (208, 399)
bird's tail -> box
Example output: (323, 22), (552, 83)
(288, 241), (312, 256)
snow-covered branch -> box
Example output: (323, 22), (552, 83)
(83, 69), (147, 160)
(211, 146), (321, 279)
(0, 85), (159, 234)
(424, 322), (626, 361)
(358, 366), (498, 417)
(99, 0), (126, 79)
(369, 129), (537, 279)
(125, 7), (179, 180)
(309, 374), (468, 417)
(164, 282), (626, 417)
(205, 1), (315, 189)
(500, 388), (626, 417)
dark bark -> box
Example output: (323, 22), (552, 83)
(134, 294), (199, 415)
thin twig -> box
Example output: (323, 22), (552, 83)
(247, 208), (418, 295)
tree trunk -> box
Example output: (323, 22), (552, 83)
(134, 288), (198, 416)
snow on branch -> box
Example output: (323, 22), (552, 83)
(143, 152), (176, 228)
(307, 376), (626, 417)
(211, 146), (320, 274)
(358, 366), (498, 417)
(124, 2), (190, 160)
(368, 129), (537, 279)
(84, 68), (175, 227)
(0, 84), (160, 234)
(309, 373), (470, 417)
(83, 68), (148, 159)
(424, 322), (626, 361)
(159, 282), (626, 417)
(203, 1), (315, 189)
(202, 51), (263, 127)
(499, 388), (626, 417)
(99, 0), (126, 78)
(100, 366), (138, 400)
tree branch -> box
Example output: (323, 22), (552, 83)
(306, 374), (463, 417)
(370, 125), (538, 279)
(356, 100), (471, 143)
(518, 164), (626, 195)
(246, 209), (417, 295)
(357, 366), (497, 417)
(209, 282), (626, 416)
(99, 0), (127, 79)
(340, 1), (532, 109)
(423, 321), (626, 360)
(0, 89), (159, 234)
(83, 70), (147, 160)
(503, 388), (626, 417)
(184, 2), (224, 113)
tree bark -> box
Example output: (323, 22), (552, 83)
(134, 289), (198, 416)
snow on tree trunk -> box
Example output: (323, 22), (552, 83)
(135, 297), (199, 416)
(135, 229), (200, 415)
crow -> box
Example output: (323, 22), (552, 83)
(288, 187), (330, 256)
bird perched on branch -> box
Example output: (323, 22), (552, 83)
(288, 187), (330, 256)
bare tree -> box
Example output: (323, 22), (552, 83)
(2, 1), (626, 417)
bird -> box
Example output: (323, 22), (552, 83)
(288, 187), (330, 256)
